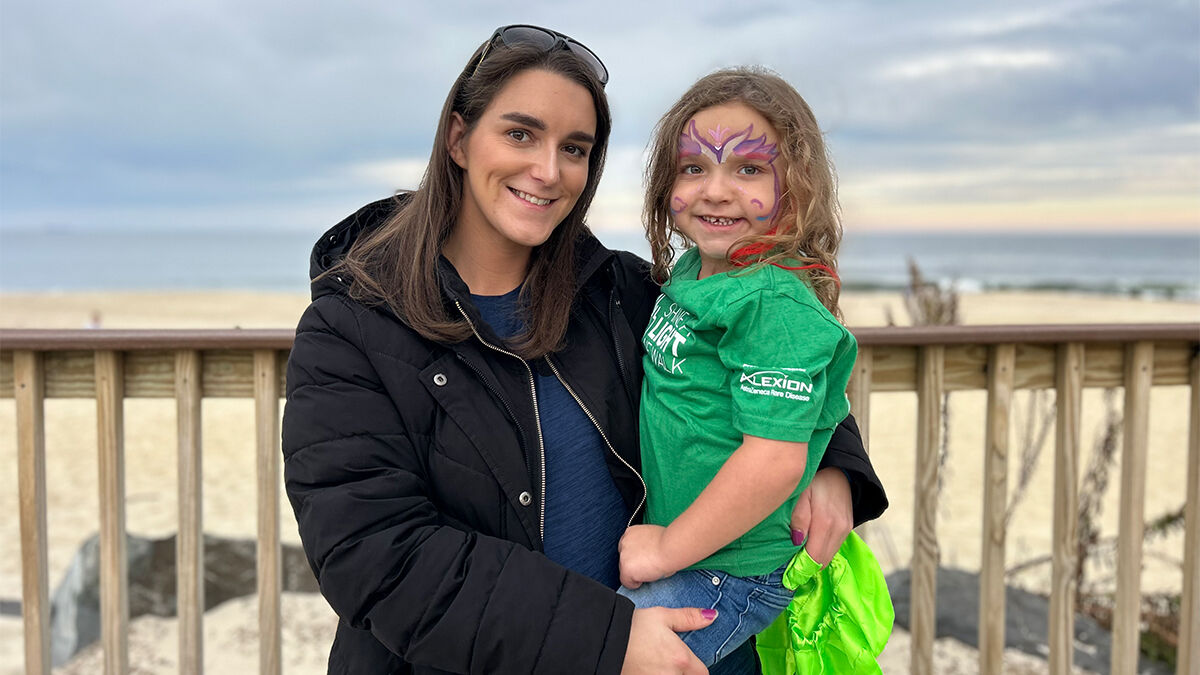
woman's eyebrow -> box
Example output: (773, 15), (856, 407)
(501, 112), (546, 130)
(500, 112), (596, 145)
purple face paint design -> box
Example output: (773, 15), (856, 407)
(748, 196), (768, 220)
(706, 123), (732, 143)
(671, 197), (687, 214)
(678, 131), (702, 159)
(678, 120), (779, 165)
(677, 120), (783, 223)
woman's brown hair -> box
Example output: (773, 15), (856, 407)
(331, 40), (612, 358)
(644, 66), (843, 318)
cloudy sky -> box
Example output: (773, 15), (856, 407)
(2, 0), (1197, 236)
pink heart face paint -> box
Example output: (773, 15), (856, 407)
(669, 102), (785, 278)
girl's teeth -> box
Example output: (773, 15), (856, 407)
(514, 189), (551, 206)
(702, 216), (737, 225)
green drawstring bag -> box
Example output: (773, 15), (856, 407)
(755, 532), (894, 674)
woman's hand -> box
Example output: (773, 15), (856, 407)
(621, 607), (713, 674)
(618, 524), (674, 589)
(789, 466), (854, 566)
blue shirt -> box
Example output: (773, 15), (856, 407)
(472, 288), (629, 589)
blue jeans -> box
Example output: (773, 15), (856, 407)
(618, 563), (792, 670)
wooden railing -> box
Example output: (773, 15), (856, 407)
(2, 324), (1198, 675)
(3, 330), (290, 675)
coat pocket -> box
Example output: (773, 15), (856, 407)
(425, 447), (507, 539)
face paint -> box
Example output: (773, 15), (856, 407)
(668, 102), (788, 278)
(705, 123), (732, 143)
(679, 120), (778, 165)
(677, 119), (781, 223)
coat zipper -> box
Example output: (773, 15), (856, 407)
(454, 301), (547, 543)
(608, 291), (634, 399)
(545, 356), (648, 528)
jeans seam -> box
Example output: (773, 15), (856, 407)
(714, 594), (757, 663)
(679, 581), (724, 642)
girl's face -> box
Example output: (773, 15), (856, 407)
(669, 102), (785, 278)
(448, 68), (597, 256)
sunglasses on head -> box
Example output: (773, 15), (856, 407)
(473, 24), (609, 87)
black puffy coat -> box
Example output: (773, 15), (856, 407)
(282, 197), (887, 674)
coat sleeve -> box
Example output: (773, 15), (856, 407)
(282, 296), (634, 674)
(818, 414), (889, 527)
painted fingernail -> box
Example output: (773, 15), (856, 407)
(791, 529), (807, 546)
(701, 609), (718, 620)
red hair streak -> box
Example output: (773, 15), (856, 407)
(728, 228), (841, 287)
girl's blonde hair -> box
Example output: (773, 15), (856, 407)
(644, 66), (843, 318)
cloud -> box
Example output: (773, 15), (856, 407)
(345, 159), (430, 193)
(876, 48), (1065, 81)
(935, 2), (1098, 38)
(0, 0), (1197, 233)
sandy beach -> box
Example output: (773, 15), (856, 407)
(2, 288), (1198, 329)
(1, 289), (1197, 673)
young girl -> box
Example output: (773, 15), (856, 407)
(617, 67), (858, 670)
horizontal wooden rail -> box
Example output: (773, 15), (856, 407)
(1, 324), (1197, 351)
(0, 329), (295, 351)
(1, 327), (1196, 399)
(851, 323), (1199, 346)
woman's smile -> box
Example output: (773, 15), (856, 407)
(509, 187), (555, 207)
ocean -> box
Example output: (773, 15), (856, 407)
(1, 227), (1198, 299)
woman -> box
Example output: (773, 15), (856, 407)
(282, 25), (886, 674)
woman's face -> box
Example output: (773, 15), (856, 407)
(448, 68), (598, 254)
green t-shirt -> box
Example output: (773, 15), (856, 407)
(639, 248), (858, 576)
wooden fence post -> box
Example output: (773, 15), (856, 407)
(255, 350), (282, 675)
(175, 350), (204, 675)
(95, 350), (129, 675)
(1179, 353), (1200, 675)
(979, 344), (1014, 674)
(1111, 342), (1153, 673)
(911, 345), (944, 675)
(849, 345), (873, 452)
(1049, 343), (1083, 674)
(16, 351), (50, 675)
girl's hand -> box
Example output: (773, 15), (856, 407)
(618, 524), (674, 589)
(789, 466), (854, 566)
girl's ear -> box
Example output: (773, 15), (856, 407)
(446, 112), (468, 168)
